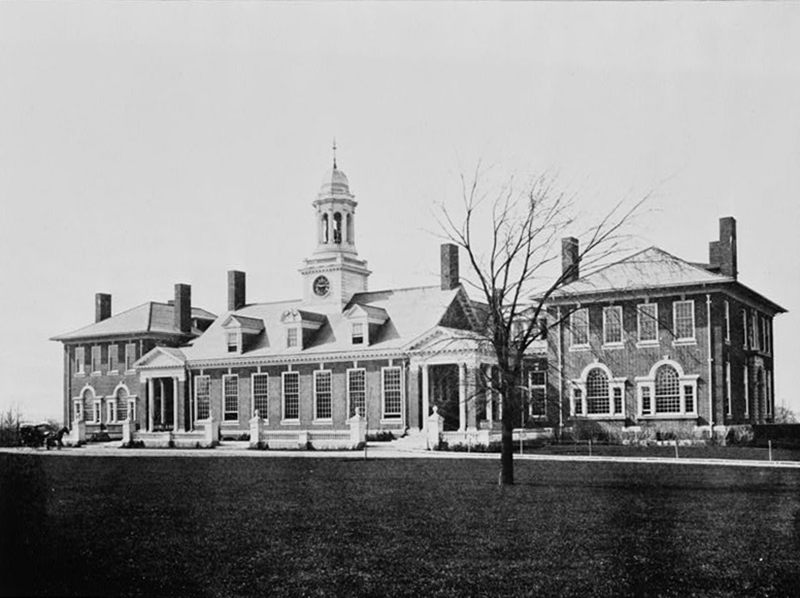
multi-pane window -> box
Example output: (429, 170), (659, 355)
(573, 388), (583, 415)
(673, 300), (695, 341)
(654, 365), (681, 413)
(760, 316), (768, 353)
(91, 346), (101, 373)
(529, 371), (546, 416)
(752, 312), (760, 351)
(116, 387), (128, 421)
(106, 400), (116, 423)
(570, 308), (589, 347)
(75, 347), (85, 375)
(126, 399), (136, 422)
(125, 343), (136, 371)
(613, 387), (623, 415)
(742, 310), (749, 349)
(82, 390), (93, 421)
(603, 306), (623, 345)
(683, 385), (695, 413)
(282, 371), (300, 420)
(195, 375), (210, 420)
(352, 322), (365, 345)
(223, 375), (239, 421)
(725, 363), (732, 416)
(93, 400), (102, 423)
(382, 367), (402, 419)
(586, 368), (610, 414)
(227, 331), (238, 353)
(765, 319), (772, 354)
(314, 370), (332, 420)
(724, 300), (730, 342)
(641, 387), (653, 416)
(637, 303), (658, 343)
(347, 369), (366, 417)
(252, 373), (269, 419)
(73, 400), (83, 422)
(287, 327), (298, 348)
(108, 345), (119, 372)
(744, 368), (750, 416)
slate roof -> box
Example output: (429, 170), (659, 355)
(552, 247), (730, 297)
(182, 285), (466, 362)
(51, 302), (217, 341)
(549, 246), (786, 313)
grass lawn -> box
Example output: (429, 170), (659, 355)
(1, 454), (799, 597)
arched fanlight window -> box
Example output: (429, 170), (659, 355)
(654, 364), (681, 413)
(586, 368), (610, 414)
(333, 212), (342, 244)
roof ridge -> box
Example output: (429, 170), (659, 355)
(146, 302), (154, 332)
(50, 301), (153, 340)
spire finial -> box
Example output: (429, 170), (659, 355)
(332, 137), (337, 169)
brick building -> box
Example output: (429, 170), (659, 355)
(52, 157), (784, 447)
(544, 217), (785, 435)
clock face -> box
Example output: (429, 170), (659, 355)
(313, 275), (330, 297)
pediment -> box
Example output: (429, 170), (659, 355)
(134, 346), (186, 369)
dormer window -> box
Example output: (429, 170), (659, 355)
(226, 331), (239, 353)
(287, 327), (299, 348)
(280, 309), (325, 351)
(352, 322), (364, 345)
(343, 303), (389, 347)
(221, 314), (264, 355)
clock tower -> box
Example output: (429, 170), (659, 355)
(299, 148), (371, 312)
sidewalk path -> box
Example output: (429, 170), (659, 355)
(2, 442), (800, 469)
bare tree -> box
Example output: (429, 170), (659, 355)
(438, 166), (646, 484)
(773, 404), (797, 424)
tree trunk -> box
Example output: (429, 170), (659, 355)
(500, 407), (514, 485)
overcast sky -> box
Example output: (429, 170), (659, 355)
(1, 3), (799, 420)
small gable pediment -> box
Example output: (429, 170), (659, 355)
(134, 346), (186, 369)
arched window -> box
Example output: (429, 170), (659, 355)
(346, 213), (353, 244)
(654, 364), (681, 413)
(333, 212), (342, 243)
(116, 386), (129, 421)
(321, 214), (329, 243)
(586, 368), (609, 414)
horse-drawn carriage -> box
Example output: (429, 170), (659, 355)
(19, 422), (68, 449)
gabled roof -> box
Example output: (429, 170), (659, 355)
(551, 247), (732, 298)
(135, 346), (187, 369)
(222, 314), (265, 333)
(182, 285), (469, 362)
(51, 302), (216, 342)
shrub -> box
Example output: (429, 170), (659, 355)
(367, 431), (394, 442)
(0, 407), (21, 447)
(121, 440), (145, 449)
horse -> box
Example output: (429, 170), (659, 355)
(44, 426), (69, 450)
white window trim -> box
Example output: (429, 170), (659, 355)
(108, 344), (119, 374)
(194, 375), (211, 421)
(724, 300), (731, 343)
(635, 359), (699, 419)
(313, 369), (333, 423)
(92, 399), (102, 424)
(90, 345), (102, 376)
(568, 308), (590, 351)
(251, 373), (269, 422)
(602, 305), (624, 348)
(725, 362), (732, 416)
(281, 371), (300, 424)
(222, 374), (239, 422)
(286, 326), (301, 350)
(73, 399), (84, 422)
(744, 367), (750, 417)
(127, 398), (137, 423)
(74, 346), (86, 376)
(380, 366), (404, 423)
(106, 400), (116, 424)
(672, 300), (696, 345)
(636, 302), (659, 347)
(125, 343), (137, 373)
(742, 310), (749, 350)
(351, 321), (367, 346)
(226, 330), (241, 354)
(346, 367), (367, 419)
(528, 370), (547, 419)
(569, 363), (626, 419)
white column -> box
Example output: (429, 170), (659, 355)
(173, 377), (179, 432)
(421, 364), (430, 431)
(147, 378), (154, 432)
(458, 363), (466, 432)
(159, 379), (165, 427)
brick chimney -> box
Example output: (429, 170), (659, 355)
(228, 270), (246, 311)
(95, 293), (111, 323)
(440, 243), (460, 290)
(708, 217), (737, 279)
(174, 283), (191, 334)
(561, 237), (580, 284)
